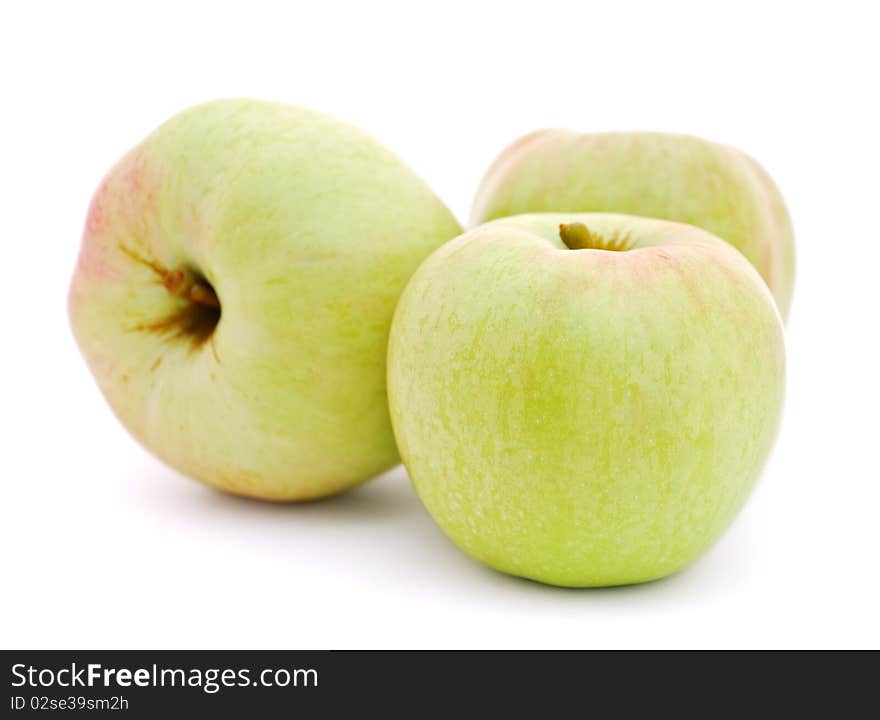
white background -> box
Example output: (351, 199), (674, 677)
(2, 1), (878, 649)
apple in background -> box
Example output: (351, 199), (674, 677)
(471, 131), (795, 320)
(69, 99), (462, 501)
(388, 213), (785, 587)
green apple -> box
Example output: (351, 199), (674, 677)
(69, 99), (461, 500)
(388, 213), (785, 587)
(471, 131), (795, 320)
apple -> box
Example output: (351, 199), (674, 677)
(69, 99), (461, 500)
(388, 213), (785, 586)
(471, 131), (795, 320)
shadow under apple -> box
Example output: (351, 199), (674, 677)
(142, 460), (755, 602)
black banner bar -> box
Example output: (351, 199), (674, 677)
(2, 650), (876, 716)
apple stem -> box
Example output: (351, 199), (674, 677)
(559, 222), (596, 250)
(559, 223), (632, 252)
(163, 268), (220, 308)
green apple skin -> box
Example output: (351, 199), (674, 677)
(69, 99), (462, 501)
(388, 213), (785, 587)
(471, 131), (795, 320)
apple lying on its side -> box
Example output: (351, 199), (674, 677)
(388, 213), (785, 587)
(69, 99), (462, 501)
(471, 131), (795, 320)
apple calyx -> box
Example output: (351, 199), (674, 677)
(118, 243), (222, 348)
(132, 265), (222, 351)
(559, 223), (632, 252)
(163, 268), (220, 308)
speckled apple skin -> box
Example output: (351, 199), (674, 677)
(388, 213), (785, 587)
(69, 99), (462, 500)
(471, 131), (795, 320)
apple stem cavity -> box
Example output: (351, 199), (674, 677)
(559, 223), (632, 252)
